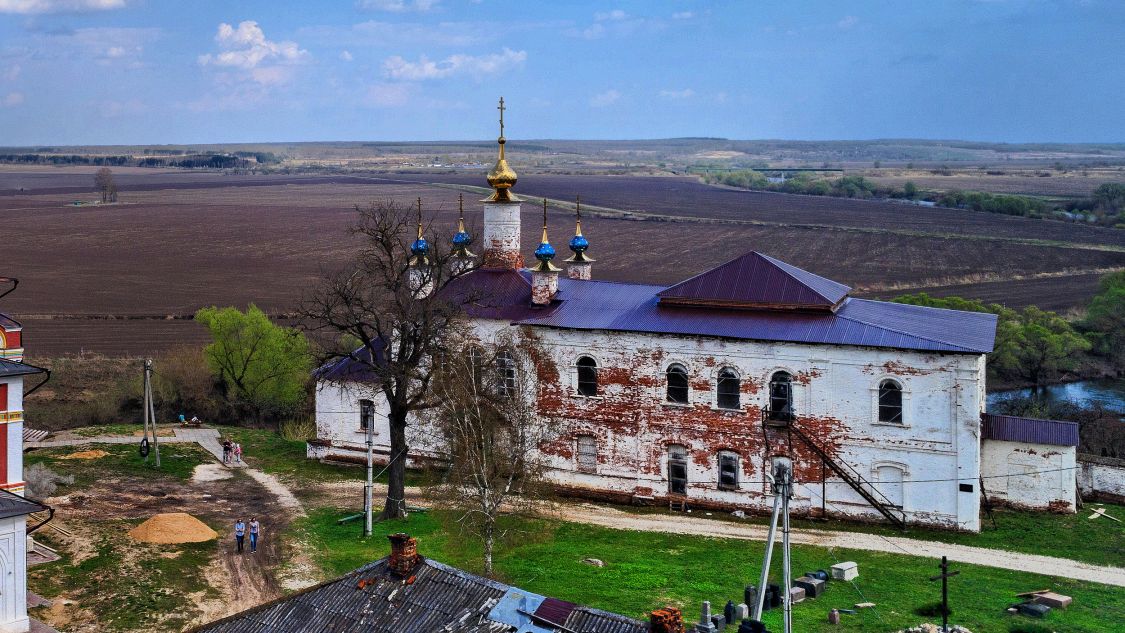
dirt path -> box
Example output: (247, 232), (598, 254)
(545, 503), (1125, 587)
(315, 480), (1125, 587)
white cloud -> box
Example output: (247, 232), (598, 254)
(0, 0), (124, 14)
(340, 50), (354, 62)
(382, 47), (526, 81)
(672, 11), (694, 19)
(589, 89), (620, 107)
(2, 64), (19, 81)
(2, 92), (24, 106)
(838, 15), (859, 29)
(659, 88), (695, 99)
(594, 9), (627, 21)
(567, 10), (664, 40)
(198, 21), (307, 71)
(356, 0), (438, 12)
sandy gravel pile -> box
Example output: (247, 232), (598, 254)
(128, 512), (218, 544)
(60, 450), (109, 460)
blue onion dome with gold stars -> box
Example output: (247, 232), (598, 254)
(531, 198), (562, 273)
(451, 193), (475, 258)
(409, 197), (430, 266)
(564, 195), (594, 263)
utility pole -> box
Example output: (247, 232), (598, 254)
(141, 360), (151, 462)
(363, 412), (374, 537)
(751, 458), (795, 633)
(928, 556), (960, 633)
(143, 358), (160, 468)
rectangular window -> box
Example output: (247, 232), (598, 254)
(668, 445), (688, 495)
(576, 435), (597, 473)
(718, 452), (739, 490)
(359, 399), (375, 430)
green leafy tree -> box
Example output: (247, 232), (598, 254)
(1000, 306), (1090, 393)
(893, 293), (1089, 391)
(1083, 271), (1125, 369)
(903, 180), (918, 199)
(195, 304), (311, 422)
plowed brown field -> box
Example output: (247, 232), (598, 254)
(2, 169), (1121, 355)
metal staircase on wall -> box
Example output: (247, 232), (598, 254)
(762, 410), (907, 530)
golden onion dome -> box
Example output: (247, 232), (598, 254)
(486, 97), (519, 202)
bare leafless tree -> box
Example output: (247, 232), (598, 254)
(427, 333), (549, 575)
(300, 199), (477, 519)
(94, 167), (117, 202)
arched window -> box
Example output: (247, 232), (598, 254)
(576, 356), (598, 396)
(878, 379), (903, 423)
(768, 371), (793, 421)
(496, 348), (517, 398)
(666, 364), (689, 404)
(718, 451), (739, 490)
(716, 367), (740, 410)
(359, 399), (375, 430)
(667, 444), (688, 495)
(576, 435), (597, 473)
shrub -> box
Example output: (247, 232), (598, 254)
(280, 415), (317, 442)
(25, 463), (74, 501)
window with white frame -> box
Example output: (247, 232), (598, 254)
(496, 348), (517, 398)
(718, 451), (739, 490)
(716, 367), (740, 410)
(878, 379), (904, 423)
(576, 356), (598, 396)
(359, 399), (375, 430)
(576, 435), (597, 473)
(768, 371), (793, 421)
(667, 444), (688, 495)
(666, 363), (689, 404)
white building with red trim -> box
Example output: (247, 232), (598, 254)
(0, 283), (50, 633)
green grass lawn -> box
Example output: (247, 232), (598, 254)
(215, 426), (439, 489)
(25, 442), (211, 485)
(295, 507), (1123, 633)
(615, 500), (1125, 569)
(29, 525), (218, 632)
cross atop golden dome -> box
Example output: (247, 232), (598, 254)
(486, 97), (519, 202)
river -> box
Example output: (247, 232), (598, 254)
(987, 378), (1125, 413)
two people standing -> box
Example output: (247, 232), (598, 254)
(233, 517), (261, 554)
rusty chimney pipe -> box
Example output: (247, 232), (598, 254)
(387, 532), (419, 577)
(649, 607), (685, 633)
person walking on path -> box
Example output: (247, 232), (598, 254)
(234, 518), (246, 553)
(249, 517), (260, 553)
(222, 439), (232, 464)
(234, 442), (243, 464)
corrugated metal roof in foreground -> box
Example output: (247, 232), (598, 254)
(189, 557), (649, 633)
(981, 413), (1080, 447)
(517, 278), (997, 354)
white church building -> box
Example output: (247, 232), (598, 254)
(311, 106), (1080, 533)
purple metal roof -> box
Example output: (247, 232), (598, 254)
(515, 277), (996, 353)
(658, 251), (850, 310)
(444, 268), (560, 321)
(981, 413), (1079, 447)
(313, 342), (385, 383)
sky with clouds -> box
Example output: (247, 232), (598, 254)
(0, 0), (1122, 145)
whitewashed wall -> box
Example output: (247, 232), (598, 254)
(0, 516), (28, 632)
(313, 317), (991, 531)
(980, 439), (1076, 511)
(1077, 455), (1125, 504)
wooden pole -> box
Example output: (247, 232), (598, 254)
(928, 555), (960, 632)
(145, 359), (160, 468)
